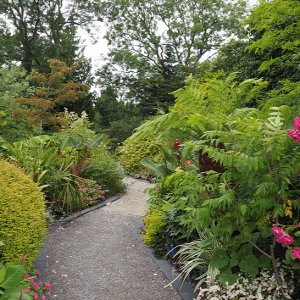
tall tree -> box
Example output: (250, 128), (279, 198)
(95, 0), (247, 115)
(0, 0), (98, 73)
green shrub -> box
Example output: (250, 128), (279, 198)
(0, 159), (46, 266)
(82, 154), (125, 196)
(117, 136), (162, 177)
(142, 208), (165, 248)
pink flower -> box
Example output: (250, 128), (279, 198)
(30, 278), (35, 283)
(24, 287), (31, 293)
(44, 282), (52, 291)
(41, 295), (46, 300)
(33, 293), (39, 299)
(288, 129), (300, 142)
(36, 270), (41, 276)
(172, 139), (182, 149)
(276, 234), (295, 245)
(24, 274), (30, 279)
(272, 226), (284, 237)
(294, 117), (300, 131)
(291, 247), (300, 260)
(33, 283), (39, 291)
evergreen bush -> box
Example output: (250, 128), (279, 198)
(0, 159), (46, 266)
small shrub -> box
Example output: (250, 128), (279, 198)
(82, 155), (125, 196)
(77, 178), (105, 206)
(142, 209), (166, 249)
(0, 159), (46, 266)
(117, 136), (162, 177)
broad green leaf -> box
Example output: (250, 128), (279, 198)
(0, 266), (5, 283)
(157, 145), (178, 166)
(0, 264), (25, 289)
(259, 254), (271, 269)
(140, 159), (171, 177)
(239, 255), (259, 277)
(219, 269), (238, 285)
(210, 249), (229, 269)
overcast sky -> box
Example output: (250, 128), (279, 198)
(79, 0), (258, 71)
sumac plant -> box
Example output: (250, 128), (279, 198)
(144, 107), (300, 297)
(187, 108), (300, 289)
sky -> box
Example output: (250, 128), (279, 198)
(79, 0), (258, 73)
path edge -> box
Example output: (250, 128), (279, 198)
(134, 224), (197, 300)
(34, 194), (124, 281)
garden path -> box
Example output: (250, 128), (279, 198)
(46, 177), (181, 300)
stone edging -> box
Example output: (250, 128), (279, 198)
(134, 225), (197, 300)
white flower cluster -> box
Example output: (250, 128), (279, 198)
(63, 108), (90, 130)
(195, 268), (294, 300)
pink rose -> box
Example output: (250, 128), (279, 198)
(33, 283), (39, 291)
(294, 117), (300, 131)
(24, 274), (30, 279)
(272, 227), (284, 237)
(30, 278), (35, 283)
(36, 271), (41, 276)
(33, 293), (39, 300)
(276, 234), (295, 245)
(24, 287), (31, 293)
(44, 282), (52, 291)
(291, 247), (300, 260)
(172, 139), (182, 149)
(41, 295), (46, 300)
(288, 129), (300, 142)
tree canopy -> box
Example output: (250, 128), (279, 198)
(95, 0), (247, 115)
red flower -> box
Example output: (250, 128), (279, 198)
(44, 281), (52, 291)
(276, 234), (295, 245)
(172, 139), (182, 149)
(288, 129), (300, 143)
(294, 117), (300, 131)
(272, 227), (284, 237)
(291, 247), (300, 260)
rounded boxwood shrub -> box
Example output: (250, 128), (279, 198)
(0, 159), (46, 266)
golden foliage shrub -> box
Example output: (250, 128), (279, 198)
(142, 209), (165, 248)
(117, 136), (162, 177)
(0, 159), (46, 266)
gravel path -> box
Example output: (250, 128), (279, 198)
(46, 177), (181, 300)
